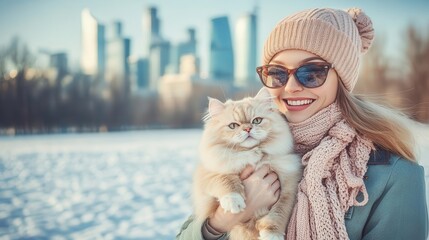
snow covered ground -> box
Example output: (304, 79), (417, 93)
(0, 130), (201, 240)
(0, 128), (428, 239)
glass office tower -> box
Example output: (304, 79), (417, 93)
(81, 9), (105, 77)
(234, 11), (257, 87)
(209, 16), (234, 81)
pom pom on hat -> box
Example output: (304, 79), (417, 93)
(347, 8), (375, 53)
(262, 8), (375, 92)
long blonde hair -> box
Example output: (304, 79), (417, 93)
(337, 81), (416, 161)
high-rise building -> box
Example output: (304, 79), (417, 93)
(234, 11), (258, 87)
(158, 55), (200, 115)
(105, 21), (131, 96)
(141, 6), (172, 90)
(129, 57), (149, 90)
(81, 9), (105, 77)
(169, 28), (197, 74)
(50, 52), (68, 76)
(149, 40), (170, 90)
(209, 16), (234, 81)
(142, 6), (161, 57)
(48, 52), (69, 95)
(180, 55), (200, 79)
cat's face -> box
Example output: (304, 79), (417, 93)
(204, 89), (287, 149)
(216, 101), (271, 148)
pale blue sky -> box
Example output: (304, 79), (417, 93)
(0, 0), (428, 74)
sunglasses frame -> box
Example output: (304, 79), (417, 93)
(256, 60), (334, 89)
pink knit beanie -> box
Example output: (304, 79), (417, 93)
(263, 8), (374, 91)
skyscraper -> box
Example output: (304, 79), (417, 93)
(234, 11), (258, 87)
(129, 56), (150, 92)
(209, 16), (234, 81)
(142, 6), (161, 57)
(105, 21), (131, 96)
(50, 52), (68, 76)
(81, 9), (105, 77)
(169, 28), (197, 74)
(149, 40), (170, 90)
(49, 52), (68, 94)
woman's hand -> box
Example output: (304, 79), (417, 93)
(208, 165), (280, 232)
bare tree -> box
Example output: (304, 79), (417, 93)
(0, 48), (6, 79)
(404, 25), (429, 123)
(355, 34), (390, 95)
(6, 36), (35, 71)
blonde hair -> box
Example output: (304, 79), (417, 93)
(336, 81), (416, 161)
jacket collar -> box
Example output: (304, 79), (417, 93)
(367, 148), (391, 165)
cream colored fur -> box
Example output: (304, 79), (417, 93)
(193, 88), (302, 240)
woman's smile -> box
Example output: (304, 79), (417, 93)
(283, 98), (315, 111)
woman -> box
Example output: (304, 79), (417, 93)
(177, 7), (428, 240)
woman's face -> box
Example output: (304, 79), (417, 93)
(266, 49), (339, 123)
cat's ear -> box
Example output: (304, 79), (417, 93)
(255, 87), (272, 100)
(208, 97), (225, 117)
(254, 88), (275, 110)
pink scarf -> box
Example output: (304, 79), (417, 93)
(286, 102), (373, 240)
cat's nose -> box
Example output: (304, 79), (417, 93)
(244, 127), (252, 132)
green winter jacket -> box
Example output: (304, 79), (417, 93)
(176, 150), (428, 240)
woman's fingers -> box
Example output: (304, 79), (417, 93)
(271, 179), (281, 192)
(252, 164), (270, 178)
(264, 172), (278, 185)
(240, 166), (282, 216)
(240, 165), (255, 180)
(273, 188), (280, 202)
(245, 165), (280, 190)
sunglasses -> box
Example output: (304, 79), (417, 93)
(256, 61), (333, 89)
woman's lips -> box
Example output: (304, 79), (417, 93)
(283, 98), (315, 111)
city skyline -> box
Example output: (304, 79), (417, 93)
(1, 0), (429, 76)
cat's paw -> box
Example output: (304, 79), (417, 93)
(219, 193), (246, 214)
(259, 230), (284, 240)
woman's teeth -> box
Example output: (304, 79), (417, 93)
(287, 99), (314, 106)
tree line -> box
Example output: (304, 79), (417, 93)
(355, 25), (429, 123)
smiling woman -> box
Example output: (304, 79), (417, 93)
(177, 7), (428, 240)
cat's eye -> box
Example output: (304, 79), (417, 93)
(228, 122), (240, 129)
(252, 117), (263, 124)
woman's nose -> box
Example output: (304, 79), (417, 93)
(283, 74), (304, 93)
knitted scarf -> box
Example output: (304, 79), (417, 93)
(286, 102), (373, 240)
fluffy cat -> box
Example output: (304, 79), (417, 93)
(193, 88), (302, 240)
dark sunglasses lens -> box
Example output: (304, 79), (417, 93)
(296, 64), (329, 88)
(263, 66), (288, 88)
